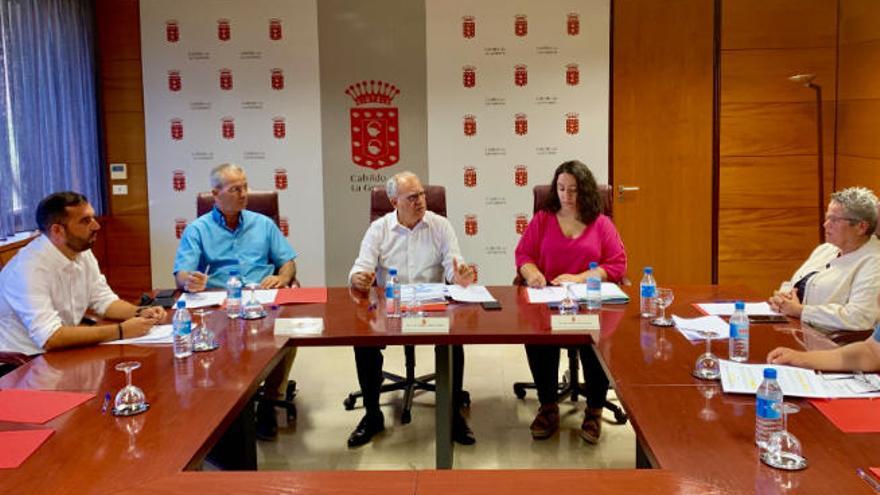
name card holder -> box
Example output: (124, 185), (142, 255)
(402, 317), (451, 334)
(551, 314), (600, 338)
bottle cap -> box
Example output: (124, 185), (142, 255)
(389, 268), (398, 276)
(763, 368), (777, 379)
(644, 266), (653, 274)
(176, 300), (185, 309)
(735, 301), (745, 310)
(589, 262), (598, 270)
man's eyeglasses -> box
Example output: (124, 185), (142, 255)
(223, 184), (249, 194)
(402, 191), (426, 204)
(825, 215), (858, 224)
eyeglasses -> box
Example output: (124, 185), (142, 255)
(223, 183), (249, 194)
(401, 191), (426, 204)
(825, 215), (858, 224)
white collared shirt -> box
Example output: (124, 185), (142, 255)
(0, 235), (118, 355)
(349, 210), (466, 287)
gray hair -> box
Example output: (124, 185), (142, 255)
(210, 163), (245, 189)
(831, 186), (879, 235)
(386, 171), (418, 199)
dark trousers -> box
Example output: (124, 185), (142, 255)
(525, 344), (609, 409)
(354, 345), (465, 415)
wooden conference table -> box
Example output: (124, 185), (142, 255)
(1, 285), (876, 494)
(597, 284), (880, 494)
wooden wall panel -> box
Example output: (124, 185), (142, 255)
(96, 0), (150, 300)
(722, 0), (837, 49)
(838, 0), (880, 44)
(718, 0), (837, 296)
(719, 156), (817, 209)
(836, 156), (880, 192)
(721, 48), (835, 103)
(837, 100), (880, 158)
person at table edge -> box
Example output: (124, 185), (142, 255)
(0, 191), (165, 356)
(768, 187), (880, 331)
(172, 163), (298, 441)
(515, 160), (627, 444)
(348, 171), (477, 447)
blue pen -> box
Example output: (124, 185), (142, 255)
(857, 468), (880, 492)
(101, 392), (111, 414)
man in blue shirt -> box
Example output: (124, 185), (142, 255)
(173, 163), (297, 440)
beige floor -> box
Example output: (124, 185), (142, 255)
(256, 345), (636, 470)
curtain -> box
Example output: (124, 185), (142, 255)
(0, 0), (102, 239)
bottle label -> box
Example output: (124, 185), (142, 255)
(386, 285), (395, 298)
(230, 287), (241, 299)
(640, 285), (655, 298)
(730, 323), (739, 338)
(175, 321), (192, 336)
(756, 396), (781, 419)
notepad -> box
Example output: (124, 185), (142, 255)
(0, 389), (94, 424)
(274, 287), (328, 304)
(0, 429), (53, 468)
(809, 398), (880, 432)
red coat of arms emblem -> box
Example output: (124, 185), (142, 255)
(345, 80), (400, 169)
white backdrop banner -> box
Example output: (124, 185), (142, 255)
(141, 0), (324, 288)
(426, 0), (610, 285)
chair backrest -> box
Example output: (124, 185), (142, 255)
(196, 191), (280, 225)
(532, 184), (613, 217)
(370, 185), (447, 221)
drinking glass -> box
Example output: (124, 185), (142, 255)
(113, 361), (148, 416)
(241, 283), (267, 320)
(192, 309), (217, 352)
(559, 282), (579, 315)
(763, 402), (807, 470)
(651, 287), (674, 326)
(692, 330), (721, 380)
(407, 285), (425, 318)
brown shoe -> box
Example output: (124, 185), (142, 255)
(529, 403), (560, 439)
(580, 407), (603, 444)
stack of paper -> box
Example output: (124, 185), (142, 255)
(696, 302), (779, 316)
(446, 284), (496, 303)
(101, 324), (173, 345)
(176, 291), (226, 308)
(672, 315), (728, 342)
(526, 283), (629, 304)
(719, 360), (880, 398)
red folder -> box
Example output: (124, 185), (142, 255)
(809, 398), (880, 433)
(0, 429), (53, 468)
(274, 287), (327, 305)
(0, 389), (94, 424)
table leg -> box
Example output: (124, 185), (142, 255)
(435, 344), (453, 469)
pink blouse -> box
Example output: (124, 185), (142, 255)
(515, 210), (627, 282)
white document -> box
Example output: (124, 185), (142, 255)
(101, 324), (173, 345)
(526, 286), (567, 304)
(719, 360), (880, 398)
(672, 315), (729, 342)
(176, 291), (226, 309)
(447, 284), (496, 303)
(274, 318), (323, 336)
(401, 283), (447, 303)
(252, 289), (278, 305)
(697, 302), (779, 316)
(527, 283), (628, 304)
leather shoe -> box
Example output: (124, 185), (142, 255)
(347, 412), (385, 448)
(580, 407), (603, 444)
(529, 403), (559, 439)
(452, 413), (476, 445)
(255, 400), (278, 441)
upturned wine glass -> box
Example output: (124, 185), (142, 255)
(241, 283), (266, 320)
(692, 329), (721, 380)
(651, 287), (674, 326)
(113, 361), (148, 416)
(558, 282), (579, 315)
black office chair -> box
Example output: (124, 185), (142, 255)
(511, 184), (628, 425)
(342, 185), (469, 424)
(0, 352), (30, 378)
(196, 191), (298, 421)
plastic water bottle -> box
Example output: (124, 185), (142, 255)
(173, 300), (193, 359)
(729, 301), (750, 362)
(226, 270), (242, 319)
(586, 262), (602, 311)
(385, 268), (401, 318)
(639, 267), (657, 318)
(755, 367), (783, 450)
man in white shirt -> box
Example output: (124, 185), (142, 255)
(0, 192), (164, 357)
(348, 172), (476, 447)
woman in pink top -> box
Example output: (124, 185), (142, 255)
(515, 160), (627, 444)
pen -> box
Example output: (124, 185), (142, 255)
(101, 392), (111, 414)
(857, 468), (880, 492)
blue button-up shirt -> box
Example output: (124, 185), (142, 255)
(173, 207), (297, 289)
